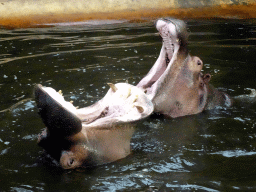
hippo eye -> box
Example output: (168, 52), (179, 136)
(69, 158), (75, 166)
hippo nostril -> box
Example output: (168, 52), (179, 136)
(199, 82), (204, 88)
(197, 60), (202, 65)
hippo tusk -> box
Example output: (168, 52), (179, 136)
(120, 86), (131, 99)
(132, 95), (138, 103)
(107, 83), (118, 92)
(125, 87), (132, 99)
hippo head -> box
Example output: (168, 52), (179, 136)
(137, 18), (231, 118)
(35, 83), (153, 169)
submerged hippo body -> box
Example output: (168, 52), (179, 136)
(35, 18), (231, 169)
(137, 18), (232, 117)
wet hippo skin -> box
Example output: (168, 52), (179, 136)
(34, 18), (232, 169)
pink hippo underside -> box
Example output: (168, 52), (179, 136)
(34, 18), (232, 169)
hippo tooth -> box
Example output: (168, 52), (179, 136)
(58, 90), (63, 96)
(132, 95), (138, 103)
(107, 83), (118, 92)
(126, 87), (131, 98)
(120, 87), (131, 99)
(249, 89), (256, 97)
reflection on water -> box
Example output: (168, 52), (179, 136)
(1, 19), (256, 191)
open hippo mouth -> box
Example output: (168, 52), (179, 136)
(35, 83), (154, 136)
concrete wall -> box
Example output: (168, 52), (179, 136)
(0, 0), (255, 28)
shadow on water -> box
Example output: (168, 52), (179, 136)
(1, 19), (256, 191)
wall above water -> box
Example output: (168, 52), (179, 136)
(0, 0), (256, 28)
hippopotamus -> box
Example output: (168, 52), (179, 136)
(137, 18), (232, 118)
(35, 18), (232, 169)
(35, 83), (153, 169)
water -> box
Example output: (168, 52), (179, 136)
(0, 19), (256, 191)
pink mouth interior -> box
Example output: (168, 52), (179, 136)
(138, 21), (176, 95)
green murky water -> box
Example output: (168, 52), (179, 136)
(1, 19), (256, 191)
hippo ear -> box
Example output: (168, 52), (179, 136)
(203, 73), (211, 83)
(34, 84), (82, 137)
